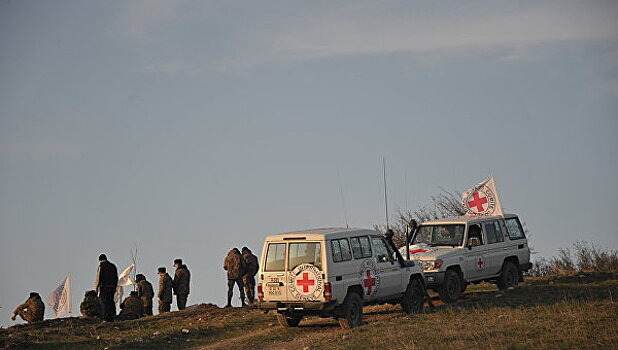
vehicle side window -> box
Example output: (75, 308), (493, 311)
(484, 221), (504, 244)
(467, 224), (484, 246)
(505, 218), (525, 240)
(331, 240), (343, 262)
(371, 237), (391, 263)
(339, 239), (352, 261)
(350, 236), (372, 259)
(331, 239), (352, 263)
(264, 243), (286, 271)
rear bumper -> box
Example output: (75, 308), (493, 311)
(423, 271), (445, 288)
(258, 300), (337, 312)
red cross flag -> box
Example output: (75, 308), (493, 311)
(462, 177), (503, 216)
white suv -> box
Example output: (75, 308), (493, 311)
(257, 227), (425, 328)
(400, 214), (531, 303)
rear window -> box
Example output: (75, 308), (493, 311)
(350, 236), (372, 259)
(288, 242), (322, 270)
(264, 243), (286, 271)
(505, 218), (525, 240)
(331, 238), (352, 263)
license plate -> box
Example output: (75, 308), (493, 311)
(267, 285), (283, 296)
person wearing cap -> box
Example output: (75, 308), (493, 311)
(135, 274), (154, 316)
(241, 247), (259, 305)
(80, 290), (103, 318)
(11, 292), (44, 323)
(172, 258), (191, 310)
(95, 254), (118, 322)
(157, 267), (173, 314)
(117, 291), (144, 320)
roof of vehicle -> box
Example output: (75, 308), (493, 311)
(264, 227), (380, 241)
(420, 214), (519, 225)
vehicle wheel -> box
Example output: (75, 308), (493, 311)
(497, 261), (519, 290)
(277, 313), (302, 327)
(338, 293), (363, 329)
(438, 269), (462, 303)
(401, 277), (425, 314)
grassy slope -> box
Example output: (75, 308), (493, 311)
(1, 273), (617, 349)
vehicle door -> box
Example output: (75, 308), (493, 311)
(262, 242), (288, 301)
(464, 224), (489, 281)
(483, 220), (508, 276)
(371, 236), (402, 299)
(287, 242), (325, 302)
(350, 236), (379, 302)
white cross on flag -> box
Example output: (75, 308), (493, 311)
(48, 274), (71, 318)
(461, 177), (503, 216)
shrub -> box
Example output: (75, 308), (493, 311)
(529, 241), (618, 276)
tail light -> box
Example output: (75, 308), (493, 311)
(323, 282), (332, 301)
(257, 283), (264, 302)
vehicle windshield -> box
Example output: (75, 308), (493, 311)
(412, 224), (465, 247)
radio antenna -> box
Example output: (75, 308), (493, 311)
(383, 157), (389, 229)
(337, 170), (349, 228)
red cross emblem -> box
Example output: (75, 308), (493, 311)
(410, 248), (428, 254)
(363, 270), (376, 296)
(296, 272), (315, 293)
(477, 257), (484, 269)
(468, 192), (488, 212)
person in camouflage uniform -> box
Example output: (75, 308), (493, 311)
(117, 291), (144, 320)
(172, 258), (191, 311)
(157, 267), (173, 314)
(80, 290), (103, 318)
(224, 248), (246, 308)
(11, 292), (45, 323)
(241, 247), (259, 305)
(135, 274), (154, 316)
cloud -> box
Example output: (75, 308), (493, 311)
(116, 0), (179, 43)
(117, 0), (618, 71)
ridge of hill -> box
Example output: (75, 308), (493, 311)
(1, 273), (617, 349)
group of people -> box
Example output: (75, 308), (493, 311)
(11, 248), (260, 324)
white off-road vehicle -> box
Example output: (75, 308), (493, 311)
(257, 227), (425, 328)
(400, 214), (531, 303)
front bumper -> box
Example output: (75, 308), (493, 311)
(423, 271), (445, 288)
(258, 300), (337, 312)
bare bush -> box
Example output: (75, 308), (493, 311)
(529, 241), (618, 276)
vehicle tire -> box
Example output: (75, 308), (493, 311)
(497, 261), (519, 290)
(277, 313), (302, 327)
(400, 277), (425, 314)
(438, 269), (462, 303)
(338, 293), (363, 329)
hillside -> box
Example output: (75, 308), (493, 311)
(2, 273), (617, 349)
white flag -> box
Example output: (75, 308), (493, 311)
(114, 264), (135, 304)
(48, 274), (71, 318)
(461, 177), (503, 216)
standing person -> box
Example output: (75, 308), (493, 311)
(157, 267), (173, 314)
(172, 259), (191, 311)
(95, 254), (118, 322)
(11, 292), (44, 323)
(223, 248), (246, 308)
(241, 247), (259, 305)
(135, 274), (154, 316)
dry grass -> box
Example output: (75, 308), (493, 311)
(530, 241), (618, 277)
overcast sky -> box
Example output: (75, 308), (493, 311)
(1, 0), (617, 324)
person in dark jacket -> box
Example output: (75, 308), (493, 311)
(80, 290), (103, 318)
(11, 292), (44, 323)
(157, 267), (173, 314)
(95, 254), (118, 322)
(172, 258), (191, 310)
(241, 247), (259, 305)
(223, 248), (246, 308)
(117, 291), (143, 320)
(135, 274), (154, 316)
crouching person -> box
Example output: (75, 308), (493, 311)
(80, 290), (103, 318)
(11, 292), (44, 323)
(117, 291), (143, 321)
